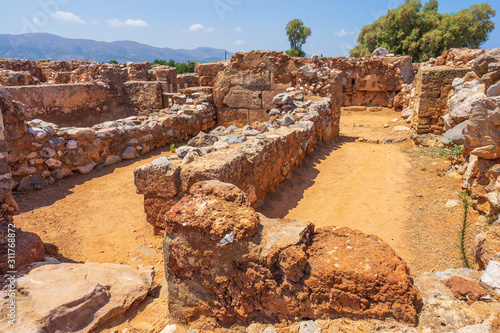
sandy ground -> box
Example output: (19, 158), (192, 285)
(13, 108), (475, 331)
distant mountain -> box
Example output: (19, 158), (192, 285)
(0, 33), (232, 63)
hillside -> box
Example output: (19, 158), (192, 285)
(0, 33), (231, 63)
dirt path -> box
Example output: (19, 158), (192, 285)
(13, 108), (471, 331)
(259, 138), (412, 261)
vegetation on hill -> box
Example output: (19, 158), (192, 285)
(151, 59), (197, 74)
(285, 18), (311, 57)
(350, 0), (496, 62)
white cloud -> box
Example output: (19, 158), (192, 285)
(234, 26), (243, 33)
(234, 40), (246, 45)
(50, 11), (85, 24)
(107, 19), (149, 27)
(91, 20), (99, 25)
(334, 29), (355, 37)
(188, 23), (214, 33)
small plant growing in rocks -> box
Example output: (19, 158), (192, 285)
(457, 191), (475, 269)
(169, 143), (176, 153)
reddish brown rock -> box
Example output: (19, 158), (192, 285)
(442, 276), (487, 302)
(163, 180), (422, 325)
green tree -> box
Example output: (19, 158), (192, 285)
(350, 0), (495, 62)
(108, 60), (118, 64)
(285, 18), (312, 56)
(151, 59), (198, 74)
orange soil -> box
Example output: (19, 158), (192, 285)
(13, 108), (472, 331)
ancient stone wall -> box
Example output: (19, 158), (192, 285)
(410, 67), (470, 136)
(135, 90), (341, 230)
(4, 88), (216, 191)
(0, 90), (44, 273)
(195, 60), (229, 86)
(211, 52), (411, 127)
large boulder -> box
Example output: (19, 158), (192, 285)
(0, 262), (153, 333)
(472, 48), (500, 84)
(163, 180), (422, 325)
(464, 97), (500, 159)
(442, 120), (468, 146)
(447, 79), (485, 125)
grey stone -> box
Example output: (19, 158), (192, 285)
(76, 161), (96, 174)
(273, 92), (294, 106)
(487, 81), (500, 97)
(372, 47), (389, 58)
(40, 147), (56, 158)
(28, 127), (47, 139)
(443, 120), (469, 145)
(121, 146), (139, 160)
(151, 156), (171, 166)
(481, 261), (500, 292)
(279, 115), (295, 126)
(218, 134), (246, 145)
(17, 175), (47, 191)
(176, 146), (201, 158)
(213, 141), (229, 150)
(269, 109), (281, 115)
(170, 105), (180, 111)
(51, 168), (73, 181)
(48, 137), (66, 147)
(382, 138), (393, 144)
(394, 137), (407, 143)
(45, 158), (62, 169)
(201, 146), (216, 155)
(66, 140), (78, 149)
(182, 150), (200, 165)
(104, 155), (122, 166)
(402, 107), (413, 119)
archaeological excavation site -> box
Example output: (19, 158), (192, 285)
(0, 48), (500, 332)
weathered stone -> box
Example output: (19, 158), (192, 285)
(121, 146), (139, 160)
(0, 263), (153, 333)
(40, 147), (56, 158)
(464, 97), (500, 159)
(0, 230), (44, 274)
(187, 132), (218, 148)
(163, 181), (422, 325)
(134, 163), (181, 198)
(76, 161), (96, 174)
(442, 276), (487, 302)
(480, 261), (500, 293)
(442, 120), (468, 145)
(476, 223), (500, 270)
(416, 269), (500, 332)
(487, 81), (500, 97)
(218, 134), (246, 145)
(104, 154), (122, 166)
(182, 150), (200, 165)
(17, 175), (47, 191)
(175, 146), (202, 158)
(372, 47), (389, 58)
(273, 92), (294, 106)
(51, 168), (73, 181)
(45, 158), (62, 169)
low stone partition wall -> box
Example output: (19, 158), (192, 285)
(134, 94), (339, 230)
(410, 67), (470, 136)
(4, 83), (133, 127)
(5, 100), (216, 191)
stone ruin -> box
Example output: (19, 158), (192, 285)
(0, 48), (500, 331)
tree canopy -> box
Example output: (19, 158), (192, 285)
(285, 19), (312, 56)
(349, 0), (496, 62)
(151, 59), (197, 74)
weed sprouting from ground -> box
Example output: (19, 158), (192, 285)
(457, 191), (474, 269)
(402, 142), (464, 160)
(169, 143), (176, 153)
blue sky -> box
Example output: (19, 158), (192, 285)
(1, 0), (499, 56)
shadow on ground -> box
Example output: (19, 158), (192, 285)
(13, 145), (174, 214)
(257, 135), (357, 218)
